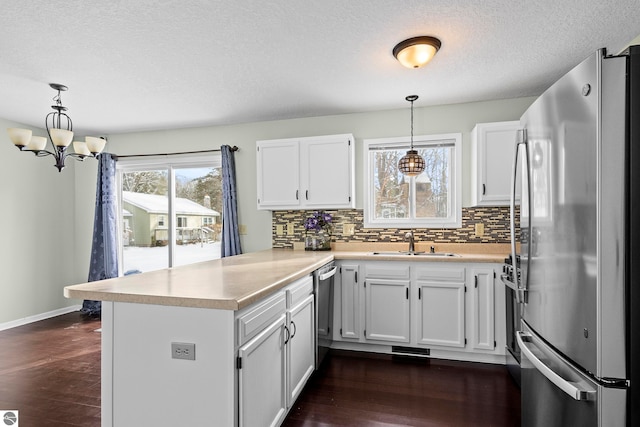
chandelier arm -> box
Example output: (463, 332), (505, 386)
(33, 149), (56, 157)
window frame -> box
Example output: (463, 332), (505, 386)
(115, 152), (222, 275)
(363, 133), (462, 229)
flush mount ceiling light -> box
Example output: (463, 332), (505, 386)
(7, 83), (106, 172)
(398, 95), (425, 176)
(393, 36), (441, 69)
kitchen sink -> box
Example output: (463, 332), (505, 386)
(371, 251), (459, 257)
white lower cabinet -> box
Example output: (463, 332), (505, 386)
(287, 294), (315, 406)
(415, 266), (466, 348)
(334, 260), (504, 360)
(238, 314), (288, 427)
(236, 275), (315, 427)
(364, 264), (411, 343)
(339, 264), (360, 339)
(471, 268), (496, 351)
(365, 279), (410, 342)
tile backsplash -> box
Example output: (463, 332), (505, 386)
(272, 206), (518, 248)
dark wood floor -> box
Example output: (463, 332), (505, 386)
(0, 313), (520, 426)
(284, 351), (520, 427)
(0, 312), (101, 426)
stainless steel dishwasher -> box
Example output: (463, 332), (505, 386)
(314, 261), (336, 369)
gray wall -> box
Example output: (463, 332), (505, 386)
(2, 96), (535, 325)
(1, 117), (81, 324)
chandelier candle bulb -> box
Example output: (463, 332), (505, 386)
(49, 128), (73, 147)
(73, 141), (91, 157)
(27, 136), (47, 151)
(86, 136), (106, 154)
(7, 128), (32, 147)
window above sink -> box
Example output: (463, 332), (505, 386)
(363, 133), (462, 229)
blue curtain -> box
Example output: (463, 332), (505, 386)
(221, 145), (242, 257)
(81, 153), (119, 317)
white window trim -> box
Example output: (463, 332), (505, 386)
(115, 152), (221, 275)
(363, 133), (462, 229)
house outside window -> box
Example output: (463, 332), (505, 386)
(364, 133), (462, 228)
(116, 153), (222, 273)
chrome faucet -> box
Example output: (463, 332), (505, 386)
(405, 230), (415, 253)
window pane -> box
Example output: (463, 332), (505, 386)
(121, 169), (169, 273)
(371, 149), (409, 220)
(174, 167), (222, 267)
(416, 146), (450, 219)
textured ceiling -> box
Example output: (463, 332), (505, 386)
(1, 1), (639, 136)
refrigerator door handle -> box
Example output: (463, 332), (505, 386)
(517, 331), (596, 401)
(510, 130), (530, 303)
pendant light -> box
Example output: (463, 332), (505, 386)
(398, 95), (425, 176)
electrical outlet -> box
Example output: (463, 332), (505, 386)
(287, 223), (295, 236)
(171, 342), (196, 360)
(343, 224), (355, 235)
(475, 223), (485, 237)
(239, 224), (247, 235)
(276, 224), (284, 236)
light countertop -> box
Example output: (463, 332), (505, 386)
(64, 244), (509, 311)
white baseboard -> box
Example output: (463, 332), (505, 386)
(0, 305), (82, 332)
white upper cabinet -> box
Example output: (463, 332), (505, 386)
(256, 140), (300, 209)
(470, 121), (520, 206)
(257, 134), (355, 210)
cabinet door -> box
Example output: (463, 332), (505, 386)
(340, 264), (360, 339)
(301, 136), (354, 208)
(287, 294), (315, 407)
(416, 281), (465, 347)
(471, 121), (520, 206)
(364, 279), (410, 343)
(471, 268), (496, 351)
(256, 140), (300, 209)
(238, 314), (287, 427)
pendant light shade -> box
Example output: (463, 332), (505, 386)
(398, 95), (425, 176)
(393, 36), (441, 69)
(398, 149), (425, 177)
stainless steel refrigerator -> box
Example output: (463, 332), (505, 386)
(503, 45), (640, 426)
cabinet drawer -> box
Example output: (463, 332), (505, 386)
(236, 291), (286, 346)
(415, 266), (465, 282)
(365, 263), (410, 280)
(286, 275), (313, 308)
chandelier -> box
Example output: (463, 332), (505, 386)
(398, 95), (425, 176)
(7, 83), (106, 172)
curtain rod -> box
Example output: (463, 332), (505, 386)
(111, 146), (238, 160)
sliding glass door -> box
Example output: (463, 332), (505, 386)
(117, 154), (222, 274)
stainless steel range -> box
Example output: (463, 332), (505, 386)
(501, 254), (521, 387)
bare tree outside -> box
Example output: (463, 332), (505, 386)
(372, 146), (450, 221)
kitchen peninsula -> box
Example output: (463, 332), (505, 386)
(64, 246), (506, 427)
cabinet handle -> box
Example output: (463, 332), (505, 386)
(483, 184), (486, 195)
(418, 288), (422, 299)
(355, 271), (358, 283)
(306, 190), (309, 200)
(284, 325), (290, 345)
(291, 321), (297, 339)
(406, 287), (409, 299)
(296, 190), (299, 200)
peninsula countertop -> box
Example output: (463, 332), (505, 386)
(64, 245), (509, 311)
